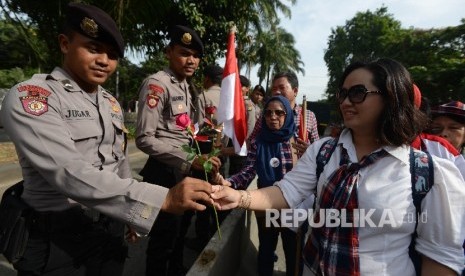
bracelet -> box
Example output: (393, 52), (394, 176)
(238, 190), (251, 209)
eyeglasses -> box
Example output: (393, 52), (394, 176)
(264, 109), (286, 118)
(337, 85), (382, 104)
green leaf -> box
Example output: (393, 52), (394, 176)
(203, 160), (213, 173)
(209, 147), (221, 158)
(181, 144), (195, 154)
(187, 152), (197, 161)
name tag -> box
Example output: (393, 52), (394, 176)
(64, 109), (94, 120)
(171, 96), (184, 101)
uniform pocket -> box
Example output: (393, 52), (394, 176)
(67, 120), (102, 163)
(68, 120), (102, 141)
(112, 120), (127, 159)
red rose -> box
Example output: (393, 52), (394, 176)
(205, 105), (217, 115)
(175, 113), (191, 130)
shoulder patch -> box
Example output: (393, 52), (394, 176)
(146, 94), (160, 109)
(149, 84), (164, 95)
(20, 96), (48, 116)
(17, 85), (51, 97)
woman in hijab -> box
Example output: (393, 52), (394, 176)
(221, 95), (300, 276)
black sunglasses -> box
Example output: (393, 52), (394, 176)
(337, 85), (382, 104)
(264, 109), (286, 118)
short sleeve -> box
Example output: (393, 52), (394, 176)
(415, 156), (465, 274)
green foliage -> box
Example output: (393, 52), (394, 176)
(181, 144), (198, 161)
(0, 67), (26, 87)
(324, 7), (465, 104)
(1, 0), (302, 108)
(125, 123), (137, 140)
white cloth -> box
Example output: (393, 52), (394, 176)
(421, 137), (465, 180)
(276, 128), (465, 275)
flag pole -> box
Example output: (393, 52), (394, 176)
(301, 95), (308, 142)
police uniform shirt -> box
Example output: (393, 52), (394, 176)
(135, 68), (193, 174)
(195, 85), (221, 127)
(244, 96), (256, 139)
(1, 67), (166, 234)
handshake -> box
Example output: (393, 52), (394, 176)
(161, 170), (249, 216)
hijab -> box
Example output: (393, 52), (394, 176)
(256, 95), (296, 186)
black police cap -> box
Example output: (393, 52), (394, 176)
(65, 3), (125, 58)
(169, 25), (204, 57)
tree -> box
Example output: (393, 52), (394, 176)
(324, 7), (465, 104)
(324, 7), (403, 101)
(248, 24), (304, 90)
(1, 0), (302, 102)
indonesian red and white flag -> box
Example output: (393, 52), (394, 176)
(217, 27), (247, 156)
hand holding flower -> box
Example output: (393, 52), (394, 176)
(161, 177), (214, 215)
(191, 154), (222, 175)
(210, 185), (241, 210)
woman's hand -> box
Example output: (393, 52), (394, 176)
(210, 185), (241, 210)
(292, 138), (309, 158)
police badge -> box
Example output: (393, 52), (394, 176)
(181, 32), (192, 45)
(80, 17), (99, 38)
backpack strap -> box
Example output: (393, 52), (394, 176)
(316, 137), (339, 181)
(409, 147), (434, 276)
(410, 148), (434, 213)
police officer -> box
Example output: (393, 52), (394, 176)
(135, 25), (221, 275)
(194, 64), (223, 127)
(240, 75), (257, 139)
(0, 3), (214, 275)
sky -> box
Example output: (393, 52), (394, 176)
(247, 0), (464, 103)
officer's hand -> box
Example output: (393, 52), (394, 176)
(191, 155), (222, 174)
(291, 138), (309, 158)
(125, 225), (140, 243)
(161, 177), (214, 214)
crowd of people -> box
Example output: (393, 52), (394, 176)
(0, 2), (463, 276)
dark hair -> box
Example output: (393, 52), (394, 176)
(253, 85), (266, 95)
(272, 71), (299, 89)
(240, 75), (250, 87)
(203, 64), (223, 85)
(339, 58), (428, 146)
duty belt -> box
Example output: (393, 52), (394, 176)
(32, 207), (102, 233)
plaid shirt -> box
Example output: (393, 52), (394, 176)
(304, 146), (388, 275)
(228, 137), (294, 190)
(248, 104), (319, 145)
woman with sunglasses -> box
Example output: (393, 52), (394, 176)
(217, 95), (301, 276)
(212, 58), (465, 275)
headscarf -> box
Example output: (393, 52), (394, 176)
(255, 95), (296, 186)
